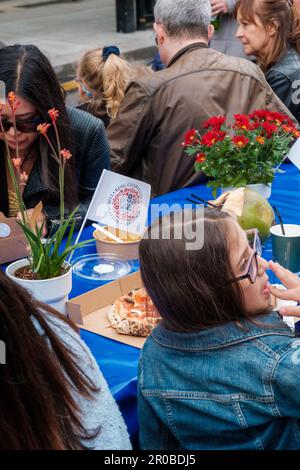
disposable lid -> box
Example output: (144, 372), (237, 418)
(72, 253), (132, 282)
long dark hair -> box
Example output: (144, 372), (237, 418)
(0, 271), (100, 449)
(235, 0), (300, 71)
(139, 208), (268, 333)
(0, 44), (77, 215)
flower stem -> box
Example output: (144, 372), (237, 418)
(0, 115), (27, 226)
(53, 121), (64, 226)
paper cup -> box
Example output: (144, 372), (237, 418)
(93, 226), (141, 260)
(270, 224), (300, 273)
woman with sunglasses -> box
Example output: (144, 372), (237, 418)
(138, 207), (300, 449)
(0, 44), (110, 234)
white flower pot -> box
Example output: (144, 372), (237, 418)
(222, 183), (272, 199)
(5, 259), (72, 315)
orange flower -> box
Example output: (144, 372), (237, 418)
(48, 108), (59, 123)
(12, 157), (22, 168)
(282, 124), (293, 132)
(61, 148), (72, 160)
(19, 171), (28, 185)
(255, 136), (265, 145)
(294, 129), (300, 138)
(37, 123), (51, 135)
(7, 91), (20, 112)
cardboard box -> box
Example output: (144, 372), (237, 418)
(0, 212), (28, 264)
(66, 271), (147, 349)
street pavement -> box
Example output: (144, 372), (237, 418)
(0, 0), (156, 87)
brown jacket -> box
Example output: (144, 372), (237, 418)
(108, 43), (295, 196)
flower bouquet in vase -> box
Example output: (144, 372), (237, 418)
(183, 110), (300, 198)
(0, 92), (91, 314)
(183, 110), (300, 241)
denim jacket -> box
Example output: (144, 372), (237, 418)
(138, 312), (300, 450)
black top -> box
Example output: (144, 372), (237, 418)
(0, 106), (110, 230)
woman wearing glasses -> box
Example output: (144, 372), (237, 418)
(138, 207), (300, 449)
(0, 44), (110, 234)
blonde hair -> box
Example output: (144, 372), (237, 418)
(77, 48), (131, 119)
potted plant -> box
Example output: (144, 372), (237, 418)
(0, 92), (91, 313)
(183, 110), (300, 198)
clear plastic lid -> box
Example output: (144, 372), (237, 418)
(72, 253), (132, 282)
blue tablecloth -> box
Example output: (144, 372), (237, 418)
(2, 164), (298, 448)
(73, 163), (300, 448)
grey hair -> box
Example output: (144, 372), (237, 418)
(154, 0), (211, 39)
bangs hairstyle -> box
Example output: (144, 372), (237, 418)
(139, 208), (269, 333)
(234, 0), (300, 71)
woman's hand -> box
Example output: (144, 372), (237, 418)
(17, 209), (48, 238)
(210, 0), (229, 16)
(269, 261), (300, 316)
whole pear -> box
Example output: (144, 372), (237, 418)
(237, 188), (275, 241)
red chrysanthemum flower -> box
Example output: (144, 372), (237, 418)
(234, 114), (251, 130)
(202, 116), (226, 131)
(201, 130), (225, 147)
(232, 135), (249, 147)
(184, 128), (197, 145)
(262, 121), (277, 137)
(249, 109), (269, 121)
(195, 153), (206, 163)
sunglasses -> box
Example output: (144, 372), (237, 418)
(1, 116), (42, 133)
(235, 229), (262, 284)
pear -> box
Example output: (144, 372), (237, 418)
(237, 188), (275, 242)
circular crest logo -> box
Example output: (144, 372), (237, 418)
(108, 184), (142, 224)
